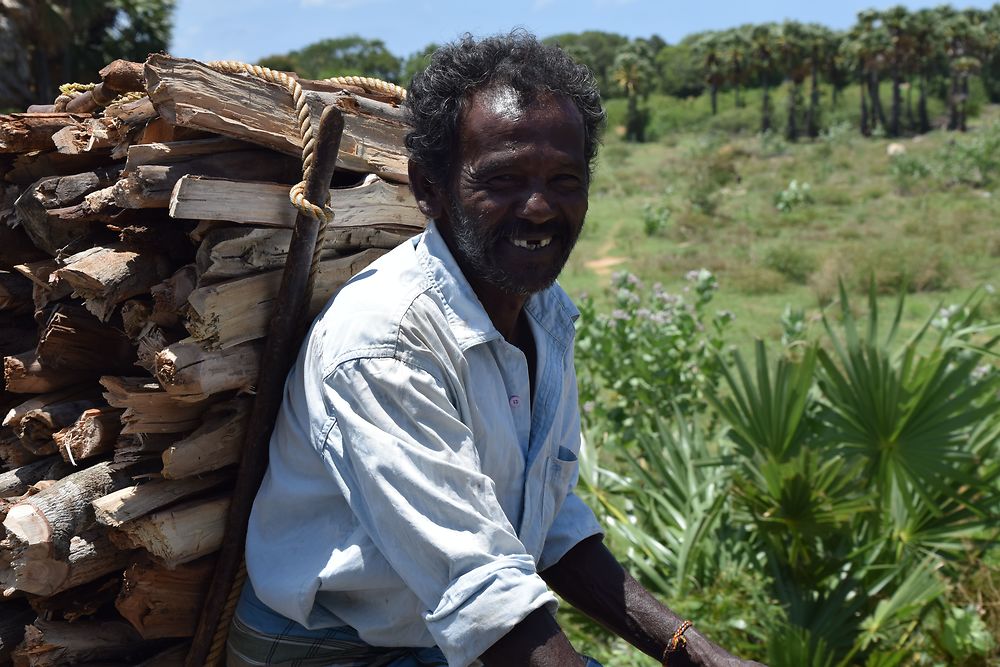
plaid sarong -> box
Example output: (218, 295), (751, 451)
(227, 583), (603, 666)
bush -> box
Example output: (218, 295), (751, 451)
(774, 180), (813, 213)
(761, 243), (816, 284)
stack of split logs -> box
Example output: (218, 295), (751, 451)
(0, 56), (423, 666)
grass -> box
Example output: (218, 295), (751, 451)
(562, 99), (1000, 350)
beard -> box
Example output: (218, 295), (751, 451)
(444, 196), (582, 297)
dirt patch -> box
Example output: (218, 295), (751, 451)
(584, 256), (628, 275)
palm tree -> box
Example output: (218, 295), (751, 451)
(858, 10), (890, 132)
(750, 23), (779, 133)
(777, 21), (809, 141)
(909, 8), (941, 133)
(942, 9), (987, 131)
(882, 5), (914, 137)
(694, 32), (725, 115)
(721, 27), (751, 108)
(612, 42), (655, 142)
(803, 24), (835, 138)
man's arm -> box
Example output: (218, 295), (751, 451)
(480, 607), (587, 667)
(540, 534), (765, 667)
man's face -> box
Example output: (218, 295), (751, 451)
(441, 88), (589, 297)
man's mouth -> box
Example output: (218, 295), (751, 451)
(509, 237), (553, 250)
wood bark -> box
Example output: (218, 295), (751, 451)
(170, 173), (422, 229)
(26, 573), (121, 622)
(13, 395), (105, 456)
(149, 265), (197, 329)
(110, 495), (229, 569)
(93, 471), (231, 528)
(3, 386), (95, 433)
(0, 113), (92, 154)
(3, 150), (116, 186)
(53, 245), (173, 322)
(154, 339), (261, 402)
(3, 351), (91, 394)
(2, 461), (134, 558)
(114, 149), (301, 210)
(52, 406), (124, 464)
(144, 55), (410, 181)
(36, 303), (136, 374)
(13, 167), (121, 255)
(12, 259), (78, 312)
(11, 618), (162, 667)
(161, 399), (250, 479)
(186, 248), (385, 349)
(8, 529), (132, 597)
(50, 117), (139, 156)
(100, 376), (214, 435)
(0, 457), (73, 499)
(116, 557), (215, 639)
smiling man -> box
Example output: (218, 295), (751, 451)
(229, 32), (764, 667)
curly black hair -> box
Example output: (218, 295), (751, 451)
(405, 30), (605, 186)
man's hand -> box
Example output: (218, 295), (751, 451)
(479, 607), (587, 667)
(540, 535), (767, 667)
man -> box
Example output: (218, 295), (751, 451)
(229, 32), (764, 667)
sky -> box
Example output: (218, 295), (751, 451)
(171, 0), (996, 65)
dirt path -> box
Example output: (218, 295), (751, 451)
(583, 219), (627, 276)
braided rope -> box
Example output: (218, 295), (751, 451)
(203, 560), (248, 666)
(53, 82), (97, 111)
(323, 75), (407, 101)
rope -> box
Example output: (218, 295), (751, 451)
(204, 560), (247, 666)
(53, 82), (96, 111)
(323, 75), (407, 101)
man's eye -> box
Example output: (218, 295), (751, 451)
(486, 174), (517, 187)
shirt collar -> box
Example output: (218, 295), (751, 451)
(416, 220), (579, 352)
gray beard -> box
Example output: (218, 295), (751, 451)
(444, 197), (580, 297)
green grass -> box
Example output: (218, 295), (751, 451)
(563, 103), (1000, 349)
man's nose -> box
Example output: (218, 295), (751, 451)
(518, 187), (557, 225)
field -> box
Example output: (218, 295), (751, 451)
(562, 97), (1000, 347)
(556, 94), (1000, 666)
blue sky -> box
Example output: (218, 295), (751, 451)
(171, 0), (995, 64)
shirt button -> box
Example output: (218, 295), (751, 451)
(509, 396), (521, 408)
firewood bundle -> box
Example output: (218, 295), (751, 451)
(0, 56), (423, 666)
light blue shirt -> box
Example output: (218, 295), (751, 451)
(245, 221), (603, 667)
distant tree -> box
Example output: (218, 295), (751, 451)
(259, 35), (402, 82)
(803, 23), (835, 138)
(777, 20), (809, 141)
(401, 43), (438, 86)
(909, 8), (943, 133)
(0, 0), (174, 109)
(612, 41), (655, 141)
(654, 41), (703, 97)
(694, 32), (725, 115)
(882, 5), (914, 136)
(543, 31), (630, 97)
(750, 23), (779, 133)
(721, 27), (751, 108)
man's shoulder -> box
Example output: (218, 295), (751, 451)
(306, 238), (459, 376)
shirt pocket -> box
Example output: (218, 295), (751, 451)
(539, 446), (578, 530)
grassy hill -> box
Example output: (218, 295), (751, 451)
(561, 100), (1000, 348)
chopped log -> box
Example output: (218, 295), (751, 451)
(11, 618), (162, 667)
(0, 599), (34, 663)
(93, 471), (231, 528)
(144, 55), (409, 181)
(14, 395), (105, 456)
(3, 150), (115, 186)
(2, 461), (134, 558)
(169, 173), (422, 230)
(36, 303), (136, 375)
(0, 271), (33, 313)
(186, 248), (386, 349)
(13, 168), (121, 256)
(0, 312), (36, 362)
(8, 529), (132, 598)
(0, 223), (48, 270)
(161, 399), (250, 479)
(125, 136), (254, 169)
(0, 457), (73, 499)
(52, 406), (124, 464)
(196, 224), (412, 283)
(100, 59), (146, 92)
(50, 117), (139, 156)
(100, 376), (213, 434)
(110, 494), (229, 568)
(0, 113), (92, 154)
(0, 432), (42, 471)
(114, 216), (197, 267)
(2, 386), (91, 432)
(26, 574), (120, 622)
(116, 557), (214, 639)
(3, 351), (92, 394)
(154, 339), (260, 402)
(12, 260), (74, 312)
(149, 265), (197, 328)
(52, 245), (173, 321)
(113, 149), (301, 210)
(103, 96), (158, 127)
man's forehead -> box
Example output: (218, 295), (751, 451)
(477, 86), (523, 120)
(459, 85), (582, 131)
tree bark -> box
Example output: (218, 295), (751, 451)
(161, 399), (251, 479)
(117, 557), (216, 639)
(93, 471), (231, 528)
(52, 406), (124, 464)
(110, 495), (230, 569)
(99, 376), (215, 435)
(155, 338), (262, 402)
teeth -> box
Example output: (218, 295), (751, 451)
(511, 237), (552, 249)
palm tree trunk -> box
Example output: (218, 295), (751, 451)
(959, 74), (969, 132)
(860, 79), (870, 137)
(905, 80), (914, 131)
(918, 72), (930, 133)
(786, 82), (799, 141)
(869, 71), (887, 130)
(948, 72), (959, 131)
(710, 84), (718, 115)
(807, 65), (820, 138)
(889, 70), (902, 137)
(761, 77), (772, 133)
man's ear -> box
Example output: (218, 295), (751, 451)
(408, 161), (445, 220)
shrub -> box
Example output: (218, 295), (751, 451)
(774, 180), (812, 213)
(641, 202), (671, 237)
(761, 243), (816, 284)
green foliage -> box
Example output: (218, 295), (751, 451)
(762, 243), (816, 284)
(574, 269), (733, 432)
(543, 31), (631, 97)
(259, 35), (401, 82)
(937, 605), (997, 663)
(641, 202), (671, 237)
(774, 180), (813, 213)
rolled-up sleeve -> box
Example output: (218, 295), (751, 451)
(320, 356), (557, 667)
